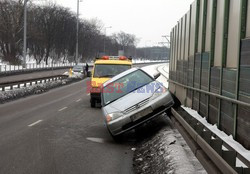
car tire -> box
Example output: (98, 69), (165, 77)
(90, 99), (95, 108)
(165, 108), (172, 116)
(170, 92), (181, 108)
(108, 128), (122, 142)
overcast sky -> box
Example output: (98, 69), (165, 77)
(37, 0), (194, 47)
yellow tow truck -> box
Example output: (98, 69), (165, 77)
(89, 56), (132, 107)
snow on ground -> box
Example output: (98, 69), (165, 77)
(0, 78), (79, 104)
(132, 59), (167, 64)
(141, 63), (169, 88)
(182, 106), (250, 167)
(133, 115), (206, 174)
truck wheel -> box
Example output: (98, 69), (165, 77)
(91, 99), (95, 108)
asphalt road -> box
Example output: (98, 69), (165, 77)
(0, 78), (134, 174)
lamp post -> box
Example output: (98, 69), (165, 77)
(23, 0), (28, 68)
(75, 0), (80, 64)
(162, 35), (170, 60)
(103, 26), (112, 54)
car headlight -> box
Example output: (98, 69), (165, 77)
(150, 86), (167, 100)
(106, 112), (123, 123)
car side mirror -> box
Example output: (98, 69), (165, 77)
(153, 72), (161, 79)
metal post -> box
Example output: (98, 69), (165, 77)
(23, 0), (27, 68)
(76, 0), (79, 64)
(104, 28), (106, 54)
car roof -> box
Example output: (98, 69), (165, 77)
(73, 64), (84, 67)
(103, 67), (139, 87)
(95, 60), (132, 65)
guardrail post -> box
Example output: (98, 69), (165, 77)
(210, 139), (223, 156)
(222, 151), (236, 168)
(202, 130), (212, 144)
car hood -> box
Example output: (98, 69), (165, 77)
(105, 84), (155, 112)
(91, 77), (110, 87)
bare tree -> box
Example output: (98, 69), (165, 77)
(0, 0), (24, 64)
(0, 0), (142, 64)
(112, 31), (137, 56)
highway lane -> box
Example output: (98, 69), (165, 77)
(0, 69), (69, 84)
(0, 78), (134, 174)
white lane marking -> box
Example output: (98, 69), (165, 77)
(58, 107), (67, 112)
(76, 99), (81, 102)
(28, 120), (43, 127)
(86, 137), (106, 144)
(87, 93), (90, 96)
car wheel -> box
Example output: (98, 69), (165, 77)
(165, 108), (172, 116)
(170, 92), (181, 108)
(107, 128), (122, 142)
(90, 99), (95, 108)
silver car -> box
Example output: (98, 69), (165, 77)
(101, 67), (174, 140)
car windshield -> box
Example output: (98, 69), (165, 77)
(94, 64), (131, 78)
(102, 69), (154, 105)
(73, 65), (83, 71)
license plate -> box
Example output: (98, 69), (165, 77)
(131, 107), (153, 121)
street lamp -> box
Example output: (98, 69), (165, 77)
(76, 0), (80, 64)
(161, 35), (170, 60)
(23, 0), (28, 68)
(104, 26), (112, 54)
(76, 0), (84, 64)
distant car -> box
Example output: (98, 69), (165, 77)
(101, 67), (174, 140)
(72, 64), (85, 74)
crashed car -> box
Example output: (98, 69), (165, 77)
(101, 67), (174, 140)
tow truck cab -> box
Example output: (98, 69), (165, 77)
(90, 56), (132, 107)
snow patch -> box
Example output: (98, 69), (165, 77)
(0, 78), (78, 104)
(182, 106), (250, 167)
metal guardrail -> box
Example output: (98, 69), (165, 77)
(171, 107), (250, 174)
(168, 79), (250, 108)
(156, 65), (250, 174)
(0, 75), (67, 91)
(0, 63), (76, 76)
(0, 61), (167, 76)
